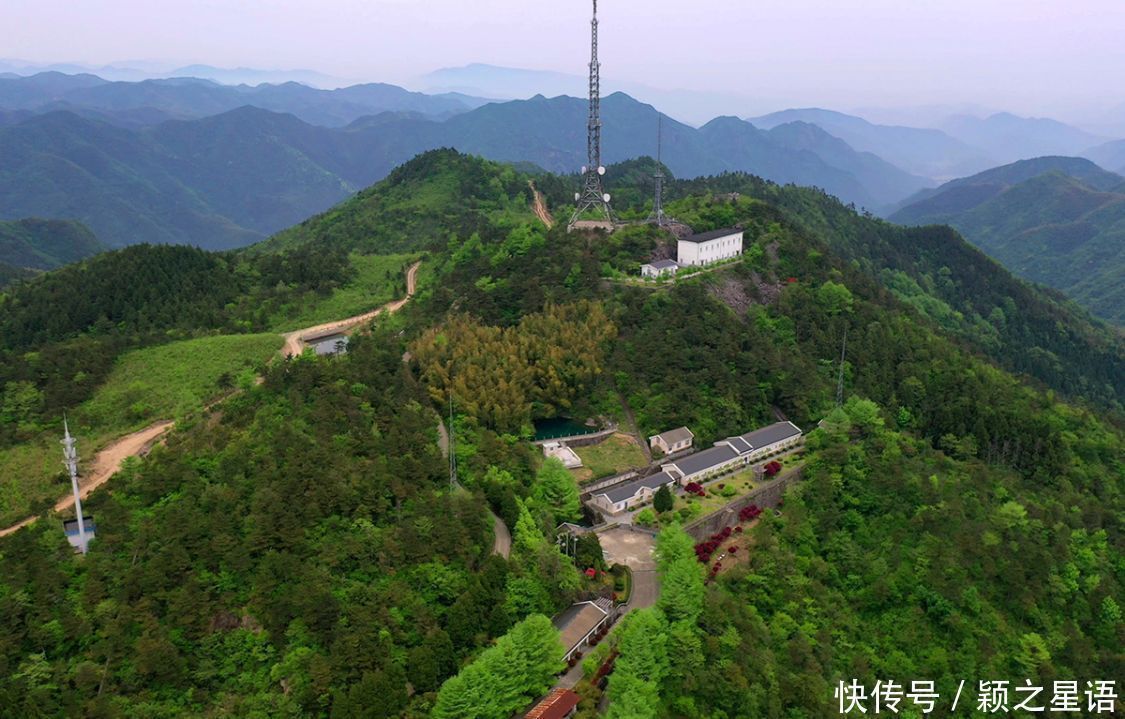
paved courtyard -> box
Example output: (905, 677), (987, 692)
(595, 526), (656, 571)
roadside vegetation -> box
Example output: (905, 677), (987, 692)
(0, 333), (280, 525)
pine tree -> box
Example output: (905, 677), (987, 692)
(533, 458), (582, 523)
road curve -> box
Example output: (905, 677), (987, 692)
(282, 260), (421, 357)
(0, 421), (174, 538)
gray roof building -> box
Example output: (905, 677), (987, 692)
(651, 426), (693, 446)
(599, 471), (675, 504)
(737, 421), (802, 449)
(670, 444), (739, 477)
(682, 227), (742, 243)
(646, 259), (680, 270)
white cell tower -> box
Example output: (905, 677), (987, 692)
(61, 417), (91, 554)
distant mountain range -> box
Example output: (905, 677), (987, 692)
(749, 108), (993, 180)
(750, 108), (1116, 182)
(0, 93), (936, 249)
(0, 71), (488, 127)
(890, 157), (1125, 324)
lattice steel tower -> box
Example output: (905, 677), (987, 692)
(568, 0), (615, 230)
(647, 115), (668, 226)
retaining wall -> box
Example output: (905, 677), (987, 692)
(682, 468), (804, 541)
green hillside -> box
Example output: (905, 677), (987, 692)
(0, 218), (104, 274)
(0, 150), (1120, 717)
(0, 334), (281, 525)
(259, 149), (538, 255)
(890, 158), (1125, 324)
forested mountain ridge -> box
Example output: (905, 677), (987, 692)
(0, 149), (1121, 717)
(891, 157), (1125, 324)
(0, 218), (105, 279)
(0, 92), (932, 251)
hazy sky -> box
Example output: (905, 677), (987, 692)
(3, 0), (1123, 120)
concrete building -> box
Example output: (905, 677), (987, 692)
(649, 426), (694, 455)
(677, 227), (743, 267)
(306, 331), (349, 356)
(640, 258), (680, 278)
(591, 471), (676, 515)
(62, 516), (96, 552)
(543, 441), (583, 469)
(664, 421), (802, 485)
(554, 598), (614, 662)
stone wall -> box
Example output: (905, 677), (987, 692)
(682, 468), (804, 541)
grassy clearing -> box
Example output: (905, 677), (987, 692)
(572, 433), (647, 483)
(674, 469), (761, 517)
(0, 333), (282, 525)
(268, 253), (418, 331)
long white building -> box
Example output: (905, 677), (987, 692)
(677, 227), (743, 267)
(590, 421), (802, 515)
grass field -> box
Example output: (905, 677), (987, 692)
(268, 253), (418, 331)
(572, 433), (648, 483)
(0, 333), (282, 526)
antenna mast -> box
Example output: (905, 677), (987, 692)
(835, 327), (848, 407)
(568, 0), (615, 230)
(61, 417), (90, 554)
(448, 387), (458, 490)
(647, 115), (668, 226)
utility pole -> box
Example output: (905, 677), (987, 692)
(568, 0), (615, 230)
(448, 387), (458, 490)
(61, 417), (90, 554)
(836, 327), (848, 408)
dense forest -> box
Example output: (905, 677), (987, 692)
(0, 149), (1121, 717)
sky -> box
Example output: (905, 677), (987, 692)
(3, 0), (1124, 124)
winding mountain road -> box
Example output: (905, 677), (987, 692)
(282, 260), (421, 357)
(1, 261), (424, 541)
(0, 421), (174, 538)
(529, 181), (555, 229)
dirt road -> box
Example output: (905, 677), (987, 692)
(529, 181), (555, 229)
(282, 260), (421, 357)
(0, 421), (174, 538)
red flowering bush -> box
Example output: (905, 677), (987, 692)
(764, 460), (782, 476)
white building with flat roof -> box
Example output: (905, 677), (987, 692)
(677, 227), (743, 267)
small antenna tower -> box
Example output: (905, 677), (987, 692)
(568, 0), (615, 231)
(647, 115), (669, 226)
(448, 387), (458, 490)
(835, 327), (848, 407)
(61, 417), (90, 554)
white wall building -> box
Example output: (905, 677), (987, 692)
(640, 259), (680, 278)
(649, 427), (694, 455)
(677, 227), (744, 267)
(664, 421), (803, 485)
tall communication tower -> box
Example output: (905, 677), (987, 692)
(568, 0), (615, 230)
(61, 417), (91, 554)
(647, 115), (668, 226)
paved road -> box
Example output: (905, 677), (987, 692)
(0, 421), (174, 538)
(282, 260), (421, 357)
(491, 513), (512, 559)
